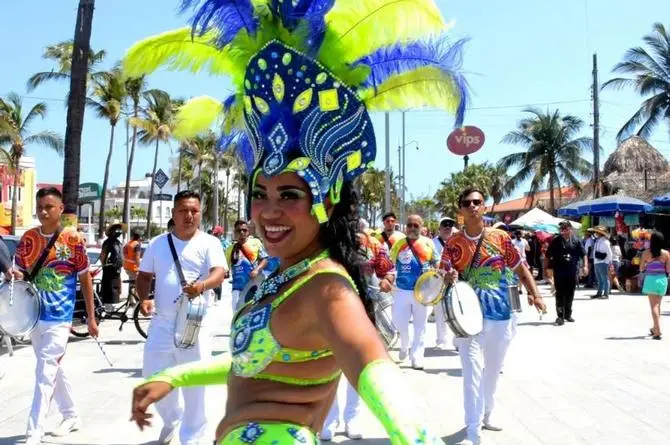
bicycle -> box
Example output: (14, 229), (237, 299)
(70, 268), (153, 339)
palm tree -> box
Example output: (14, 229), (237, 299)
(498, 108), (594, 214)
(130, 89), (175, 237)
(181, 131), (216, 200)
(433, 163), (493, 217)
(602, 23), (670, 142)
(86, 68), (127, 239)
(0, 94), (64, 233)
(62, 0), (96, 224)
(121, 75), (147, 228)
(489, 164), (511, 214)
(26, 40), (107, 92)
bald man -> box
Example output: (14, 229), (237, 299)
(389, 215), (440, 369)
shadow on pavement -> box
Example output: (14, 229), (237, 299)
(442, 427), (467, 444)
(100, 340), (146, 346)
(423, 368), (462, 377)
(424, 348), (458, 358)
(604, 335), (649, 341)
(94, 367), (143, 378)
(517, 321), (555, 327)
(338, 436), (389, 445)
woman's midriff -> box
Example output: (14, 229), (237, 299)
(216, 374), (339, 440)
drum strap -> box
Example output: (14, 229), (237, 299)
(381, 232), (393, 249)
(27, 227), (62, 282)
(464, 230), (486, 281)
(406, 239), (424, 267)
(167, 234), (187, 287)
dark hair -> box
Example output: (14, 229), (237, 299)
(173, 190), (201, 205)
(650, 231), (664, 258)
(131, 231), (141, 240)
(167, 218), (175, 228)
(458, 187), (486, 206)
(36, 187), (63, 201)
(319, 182), (373, 322)
(382, 212), (396, 221)
(234, 219), (248, 229)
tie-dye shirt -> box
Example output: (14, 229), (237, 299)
(375, 230), (405, 250)
(439, 229), (521, 321)
(225, 237), (268, 291)
(390, 236), (439, 291)
(358, 233), (395, 279)
(16, 227), (90, 322)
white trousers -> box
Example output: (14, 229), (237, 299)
(434, 302), (451, 347)
(143, 316), (212, 445)
(455, 317), (517, 439)
(323, 378), (362, 431)
(27, 321), (77, 440)
(231, 290), (241, 312)
(392, 288), (429, 364)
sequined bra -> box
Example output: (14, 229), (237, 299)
(230, 254), (357, 385)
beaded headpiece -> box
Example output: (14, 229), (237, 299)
(124, 0), (470, 223)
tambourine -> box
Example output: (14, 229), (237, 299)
(413, 269), (449, 306)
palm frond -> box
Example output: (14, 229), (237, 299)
(26, 71), (70, 92)
(20, 102), (48, 133)
(24, 130), (64, 155)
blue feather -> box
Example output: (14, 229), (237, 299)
(223, 94), (237, 111)
(180, 0), (259, 47)
(268, 0), (334, 53)
(217, 130), (255, 173)
(355, 36), (469, 90)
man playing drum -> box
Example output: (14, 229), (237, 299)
(391, 214), (440, 370)
(136, 190), (227, 445)
(374, 212), (405, 251)
(14, 187), (98, 445)
(225, 219), (268, 310)
(440, 188), (546, 445)
(432, 217), (458, 349)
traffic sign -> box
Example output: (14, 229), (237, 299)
(154, 168), (169, 189)
(447, 126), (485, 156)
(153, 193), (173, 201)
(78, 182), (101, 202)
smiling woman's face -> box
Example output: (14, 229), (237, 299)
(250, 172), (321, 259)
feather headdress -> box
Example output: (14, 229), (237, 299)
(124, 0), (470, 222)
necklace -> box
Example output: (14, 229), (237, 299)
(249, 249), (330, 306)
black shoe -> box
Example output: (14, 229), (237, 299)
(590, 294), (602, 299)
(555, 317), (565, 326)
(602, 294), (609, 299)
(565, 317), (575, 322)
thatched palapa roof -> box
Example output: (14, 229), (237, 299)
(603, 136), (669, 176)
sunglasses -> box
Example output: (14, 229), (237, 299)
(235, 228), (249, 233)
(440, 222), (454, 228)
(460, 199), (483, 208)
(406, 223), (420, 229)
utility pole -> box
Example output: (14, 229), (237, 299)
(384, 112), (391, 213)
(592, 53), (600, 198)
(401, 111), (406, 225)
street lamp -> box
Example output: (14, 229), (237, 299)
(398, 139), (419, 225)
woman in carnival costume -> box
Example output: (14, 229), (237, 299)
(124, 1), (469, 444)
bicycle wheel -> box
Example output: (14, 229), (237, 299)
(70, 291), (104, 338)
(133, 304), (152, 339)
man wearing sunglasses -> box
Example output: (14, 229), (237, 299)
(375, 212), (406, 251)
(225, 219), (268, 310)
(432, 217), (458, 349)
(439, 188), (546, 445)
(390, 214), (440, 369)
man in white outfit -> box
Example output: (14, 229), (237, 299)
(432, 217), (457, 349)
(137, 190), (227, 445)
(390, 215), (439, 369)
(440, 188), (546, 445)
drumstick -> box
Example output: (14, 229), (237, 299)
(92, 336), (114, 367)
(9, 257), (15, 306)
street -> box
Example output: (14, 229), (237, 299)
(1, 283), (669, 445)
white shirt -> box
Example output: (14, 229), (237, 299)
(432, 236), (447, 257)
(139, 231), (227, 320)
(593, 237), (612, 264)
(512, 238), (530, 262)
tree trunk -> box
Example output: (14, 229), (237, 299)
(213, 156), (220, 227)
(11, 159), (19, 235)
(223, 169), (230, 236)
(146, 139), (159, 237)
(62, 0), (95, 224)
(122, 103), (139, 227)
(177, 147), (183, 193)
(237, 183), (241, 221)
(98, 123), (116, 239)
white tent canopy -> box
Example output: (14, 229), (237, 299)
(510, 208), (581, 231)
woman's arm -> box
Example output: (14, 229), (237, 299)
(307, 274), (444, 445)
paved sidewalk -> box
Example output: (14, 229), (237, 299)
(1, 283), (669, 445)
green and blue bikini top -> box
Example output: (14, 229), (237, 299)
(230, 250), (356, 385)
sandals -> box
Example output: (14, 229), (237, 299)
(650, 328), (662, 340)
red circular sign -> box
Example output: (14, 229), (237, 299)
(447, 126), (485, 156)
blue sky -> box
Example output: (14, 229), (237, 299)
(1, 0), (668, 202)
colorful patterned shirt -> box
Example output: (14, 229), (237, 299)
(439, 229), (521, 321)
(390, 236), (439, 291)
(225, 237), (268, 291)
(374, 230), (406, 251)
(16, 227), (90, 322)
(358, 233), (395, 279)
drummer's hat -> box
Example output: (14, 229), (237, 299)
(106, 219), (127, 237)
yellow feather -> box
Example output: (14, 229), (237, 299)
(360, 67), (463, 113)
(323, 0), (449, 64)
(173, 96), (224, 140)
(122, 28), (239, 78)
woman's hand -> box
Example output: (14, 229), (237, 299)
(130, 381), (174, 430)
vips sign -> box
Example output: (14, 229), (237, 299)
(447, 126), (485, 156)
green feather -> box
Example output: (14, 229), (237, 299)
(360, 66), (463, 113)
(173, 96), (224, 140)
